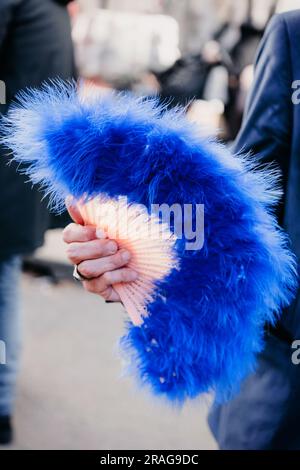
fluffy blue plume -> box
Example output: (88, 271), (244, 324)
(1, 80), (297, 403)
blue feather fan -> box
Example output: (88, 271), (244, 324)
(1, 81), (297, 403)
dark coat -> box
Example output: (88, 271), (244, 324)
(0, 0), (75, 259)
(209, 11), (300, 449)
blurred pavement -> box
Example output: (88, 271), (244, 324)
(2, 230), (217, 450)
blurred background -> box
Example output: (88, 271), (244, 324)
(1, 0), (298, 450)
(71, 0), (298, 139)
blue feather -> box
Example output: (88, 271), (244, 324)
(1, 80), (297, 403)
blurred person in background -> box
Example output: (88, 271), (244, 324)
(0, 0), (76, 444)
(208, 10), (300, 449)
(155, 0), (278, 138)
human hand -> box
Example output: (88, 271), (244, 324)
(63, 201), (138, 301)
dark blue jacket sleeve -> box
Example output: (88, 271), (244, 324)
(233, 14), (292, 191)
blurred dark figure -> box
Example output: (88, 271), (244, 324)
(155, 0), (277, 140)
(0, 0), (76, 444)
(154, 28), (234, 109)
(224, 0), (277, 139)
(209, 10), (300, 449)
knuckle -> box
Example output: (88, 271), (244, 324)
(66, 244), (78, 263)
(94, 239), (108, 256)
(78, 262), (92, 279)
(83, 280), (96, 293)
(102, 240), (118, 256)
(108, 253), (123, 270)
(100, 288), (111, 300)
(102, 271), (112, 284)
(62, 223), (74, 242)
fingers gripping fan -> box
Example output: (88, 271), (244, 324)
(79, 195), (178, 325)
(2, 82), (296, 403)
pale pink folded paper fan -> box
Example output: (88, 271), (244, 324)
(78, 195), (178, 326)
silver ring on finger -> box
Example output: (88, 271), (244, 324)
(73, 264), (89, 282)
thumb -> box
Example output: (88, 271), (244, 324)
(65, 196), (84, 225)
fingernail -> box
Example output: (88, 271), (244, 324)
(108, 241), (117, 253)
(121, 250), (131, 262)
(96, 228), (107, 239)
